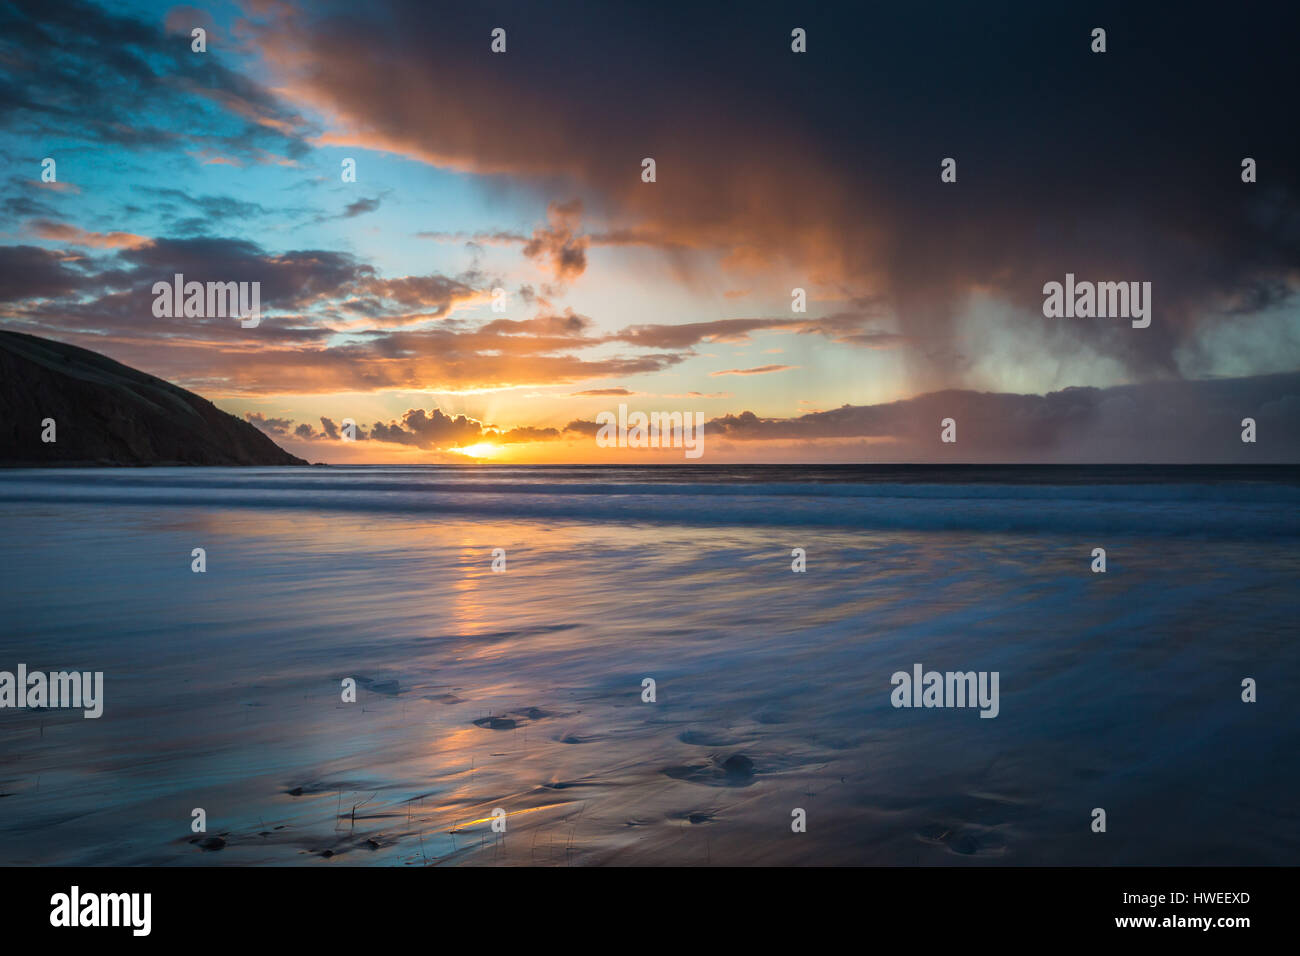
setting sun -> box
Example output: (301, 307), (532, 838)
(452, 442), (504, 459)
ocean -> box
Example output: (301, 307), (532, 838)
(0, 464), (1297, 865)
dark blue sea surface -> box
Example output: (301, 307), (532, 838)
(0, 465), (1296, 864)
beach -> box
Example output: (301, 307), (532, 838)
(1, 465), (1297, 865)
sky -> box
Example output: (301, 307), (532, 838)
(1, 0), (1297, 463)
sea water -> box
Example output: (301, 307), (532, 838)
(0, 465), (1296, 865)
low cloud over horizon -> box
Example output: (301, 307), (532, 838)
(244, 370), (1300, 464)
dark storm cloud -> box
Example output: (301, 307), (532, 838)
(704, 373), (1300, 463)
(257, 0), (1300, 385)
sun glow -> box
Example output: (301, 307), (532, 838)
(452, 442), (503, 459)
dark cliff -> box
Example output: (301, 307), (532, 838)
(0, 330), (306, 466)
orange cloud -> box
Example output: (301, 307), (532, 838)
(710, 364), (798, 377)
(26, 220), (153, 250)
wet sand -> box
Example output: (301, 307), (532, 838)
(1, 468), (1296, 865)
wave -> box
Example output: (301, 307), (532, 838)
(1, 466), (1297, 536)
